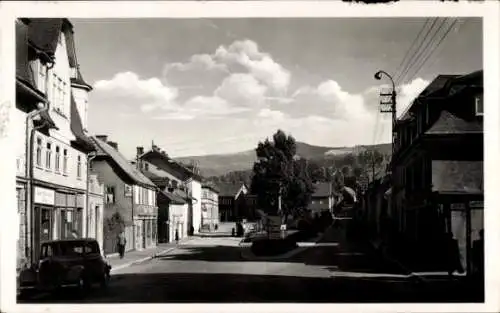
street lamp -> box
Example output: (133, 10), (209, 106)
(374, 70), (397, 156)
(374, 70), (397, 248)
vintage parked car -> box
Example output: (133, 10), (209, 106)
(18, 238), (111, 296)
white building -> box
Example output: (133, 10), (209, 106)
(15, 18), (98, 264)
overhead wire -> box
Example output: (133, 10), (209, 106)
(405, 18), (460, 83)
(397, 18), (448, 86)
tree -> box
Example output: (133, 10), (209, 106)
(250, 130), (314, 224)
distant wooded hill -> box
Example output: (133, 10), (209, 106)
(175, 142), (392, 180)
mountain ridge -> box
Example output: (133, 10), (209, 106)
(175, 141), (392, 177)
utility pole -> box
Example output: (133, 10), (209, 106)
(374, 70), (397, 242)
(374, 70), (397, 158)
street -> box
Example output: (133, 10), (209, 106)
(18, 222), (483, 303)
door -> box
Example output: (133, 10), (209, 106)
(35, 207), (53, 260)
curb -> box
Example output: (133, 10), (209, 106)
(108, 237), (197, 273)
(110, 247), (177, 273)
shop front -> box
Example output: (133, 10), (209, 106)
(33, 186), (55, 261)
(55, 191), (85, 240)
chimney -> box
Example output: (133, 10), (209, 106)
(137, 146), (144, 157)
(108, 141), (118, 150)
(96, 135), (108, 142)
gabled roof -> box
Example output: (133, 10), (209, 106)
(425, 110), (482, 135)
(140, 149), (203, 182)
(70, 93), (94, 152)
(91, 137), (156, 188)
(161, 190), (186, 205)
(312, 182), (333, 198)
(26, 18), (64, 58)
(420, 75), (460, 98)
(217, 182), (247, 198)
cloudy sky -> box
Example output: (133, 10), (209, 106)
(72, 18), (482, 159)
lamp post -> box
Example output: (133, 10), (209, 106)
(374, 70), (397, 156)
(374, 70), (397, 246)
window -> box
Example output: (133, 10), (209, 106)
(36, 137), (42, 167)
(45, 142), (52, 170)
(144, 163), (149, 171)
(51, 73), (58, 110)
(105, 186), (115, 204)
(55, 146), (60, 173)
(475, 95), (483, 116)
(37, 61), (47, 93)
(77, 155), (82, 179)
(50, 73), (67, 116)
(84, 241), (99, 254)
(63, 149), (68, 174)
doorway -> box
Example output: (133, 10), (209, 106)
(34, 206), (53, 260)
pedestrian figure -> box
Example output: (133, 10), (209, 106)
(473, 229), (484, 277)
(175, 229), (179, 244)
(444, 232), (463, 276)
(215, 224), (218, 231)
(117, 230), (126, 259)
(231, 227), (236, 237)
(189, 225), (194, 236)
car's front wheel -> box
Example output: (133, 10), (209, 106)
(100, 272), (110, 289)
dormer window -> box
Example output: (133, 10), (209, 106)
(475, 94), (483, 116)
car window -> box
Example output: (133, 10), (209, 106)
(58, 242), (85, 256)
(85, 241), (99, 254)
(41, 245), (54, 258)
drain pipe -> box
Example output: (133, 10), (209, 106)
(25, 103), (49, 267)
(85, 151), (97, 238)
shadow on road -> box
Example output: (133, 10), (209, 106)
(158, 244), (408, 276)
(17, 271), (484, 303)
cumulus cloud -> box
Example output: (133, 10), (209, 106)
(165, 39), (291, 92)
(94, 71), (180, 112)
(165, 54), (228, 73)
(214, 73), (268, 107)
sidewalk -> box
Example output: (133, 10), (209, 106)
(106, 237), (194, 272)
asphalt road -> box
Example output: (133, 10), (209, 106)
(18, 228), (483, 303)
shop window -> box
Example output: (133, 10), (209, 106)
(77, 155), (82, 179)
(36, 137), (43, 167)
(55, 146), (60, 173)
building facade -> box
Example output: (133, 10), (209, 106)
(15, 18), (96, 265)
(90, 136), (158, 254)
(135, 145), (192, 243)
(390, 70), (483, 273)
(218, 182), (248, 222)
(309, 182), (335, 215)
(201, 182), (220, 231)
(87, 173), (104, 253)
